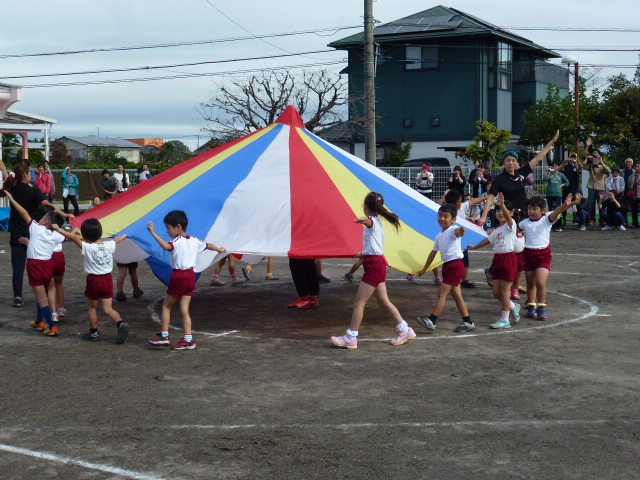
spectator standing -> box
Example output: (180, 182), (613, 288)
(62, 165), (80, 217)
(545, 161), (569, 231)
(415, 162), (434, 199)
(621, 158), (635, 216)
(627, 162), (640, 228)
(112, 164), (129, 194)
(101, 169), (118, 201)
(469, 160), (484, 198)
(558, 152), (581, 224)
(446, 165), (466, 195)
(34, 163), (52, 201)
(583, 139), (611, 224)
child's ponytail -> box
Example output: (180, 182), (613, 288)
(364, 191), (401, 232)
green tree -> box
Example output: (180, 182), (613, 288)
(384, 142), (412, 167)
(15, 149), (45, 164)
(465, 121), (512, 167)
(50, 140), (73, 166)
(88, 145), (123, 164)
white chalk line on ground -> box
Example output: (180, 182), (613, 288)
(0, 443), (171, 480)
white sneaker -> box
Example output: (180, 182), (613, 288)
(601, 225), (612, 231)
(406, 274), (419, 284)
(579, 225), (586, 231)
(619, 225), (627, 231)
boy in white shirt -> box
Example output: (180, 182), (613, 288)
(5, 192), (65, 336)
(467, 193), (521, 328)
(54, 218), (129, 343)
(416, 203), (474, 333)
(148, 210), (226, 350)
(519, 195), (578, 320)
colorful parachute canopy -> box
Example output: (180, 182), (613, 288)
(71, 106), (486, 285)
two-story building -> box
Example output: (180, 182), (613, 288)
(328, 5), (569, 164)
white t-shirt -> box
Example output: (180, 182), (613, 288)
(112, 172), (129, 191)
(27, 220), (65, 260)
(487, 221), (516, 254)
(362, 216), (384, 255)
(169, 235), (207, 270)
(514, 232), (525, 253)
(458, 200), (478, 222)
(82, 241), (116, 275)
(433, 225), (464, 262)
(519, 214), (554, 249)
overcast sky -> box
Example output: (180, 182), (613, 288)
(3, 0), (638, 150)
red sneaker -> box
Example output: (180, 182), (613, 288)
(309, 297), (320, 308)
(287, 298), (310, 309)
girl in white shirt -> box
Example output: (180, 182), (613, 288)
(331, 192), (413, 349)
(468, 193), (520, 329)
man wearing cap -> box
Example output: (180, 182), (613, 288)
(583, 139), (611, 224)
(101, 169), (118, 201)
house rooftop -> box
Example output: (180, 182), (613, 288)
(59, 136), (141, 148)
(329, 5), (560, 59)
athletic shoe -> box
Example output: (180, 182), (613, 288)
(43, 326), (59, 336)
(309, 297), (320, 308)
(265, 274), (279, 281)
(133, 288), (144, 298)
(172, 338), (196, 350)
(230, 277), (244, 286)
(601, 225), (612, 231)
(417, 316), (436, 333)
(330, 335), (357, 349)
(433, 277), (443, 285)
(484, 269), (493, 287)
(553, 228), (563, 232)
(149, 334), (171, 346)
(13, 296), (24, 307)
(287, 298), (310, 309)
(116, 321), (130, 344)
(57, 307), (67, 317)
(460, 280), (476, 288)
(490, 319), (511, 329)
(619, 225), (627, 231)
(317, 274), (331, 283)
(116, 291), (127, 302)
(242, 266), (251, 280)
(536, 305), (548, 320)
(343, 272), (355, 283)
(511, 303), (521, 324)
(579, 225), (587, 231)
(52, 312), (59, 324)
(406, 273), (419, 284)
(510, 288), (520, 300)
(525, 304), (537, 318)
(210, 278), (225, 286)
(30, 320), (46, 331)
(454, 321), (476, 333)
(518, 283), (527, 294)
(81, 331), (100, 341)
(390, 328), (416, 345)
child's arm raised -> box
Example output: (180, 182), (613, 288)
(454, 226), (466, 238)
(354, 216), (373, 228)
(112, 234), (127, 244)
(495, 192), (514, 228)
(417, 250), (437, 277)
(52, 225), (83, 248)
(3, 191), (31, 224)
(147, 221), (172, 250)
(549, 193), (579, 223)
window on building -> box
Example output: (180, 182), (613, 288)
(497, 42), (512, 91)
(405, 46), (438, 70)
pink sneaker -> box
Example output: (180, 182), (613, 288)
(330, 335), (357, 349)
(510, 288), (520, 300)
(57, 307), (67, 317)
(390, 327), (416, 345)
(433, 277), (443, 285)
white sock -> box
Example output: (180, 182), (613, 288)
(161, 331), (169, 338)
(501, 311), (510, 320)
(396, 321), (410, 333)
(184, 334), (193, 342)
(346, 329), (358, 339)
(509, 301), (516, 310)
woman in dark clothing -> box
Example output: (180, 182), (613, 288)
(446, 165), (466, 195)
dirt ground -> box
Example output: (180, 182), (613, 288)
(0, 226), (639, 480)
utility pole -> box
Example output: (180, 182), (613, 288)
(364, 0), (376, 166)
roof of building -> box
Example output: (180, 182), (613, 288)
(329, 5), (560, 59)
(2, 109), (57, 125)
(59, 136), (141, 148)
(126, 138), (165, 148)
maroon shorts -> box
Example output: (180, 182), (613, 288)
(523, 246), (552, 271)
(52, 251), (66, 277)
(167, 268), (196, 299)
(491, 252), (518, 282)
(85, 273), (114, 300)
(515, 251), (524, 272)
(27, 258), (53, 287)
(116, 262), (139, 269)
(442, 259), (464, 286)
(361, 255), (387, 287)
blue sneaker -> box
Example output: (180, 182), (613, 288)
(242, 266), (251, 281)
(511, 303), (521, 324)
(490, 319), (511, 329)
(417, 316), (436, 333)
(525, 304), (537, 318)
(536, 305), (548, 320)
